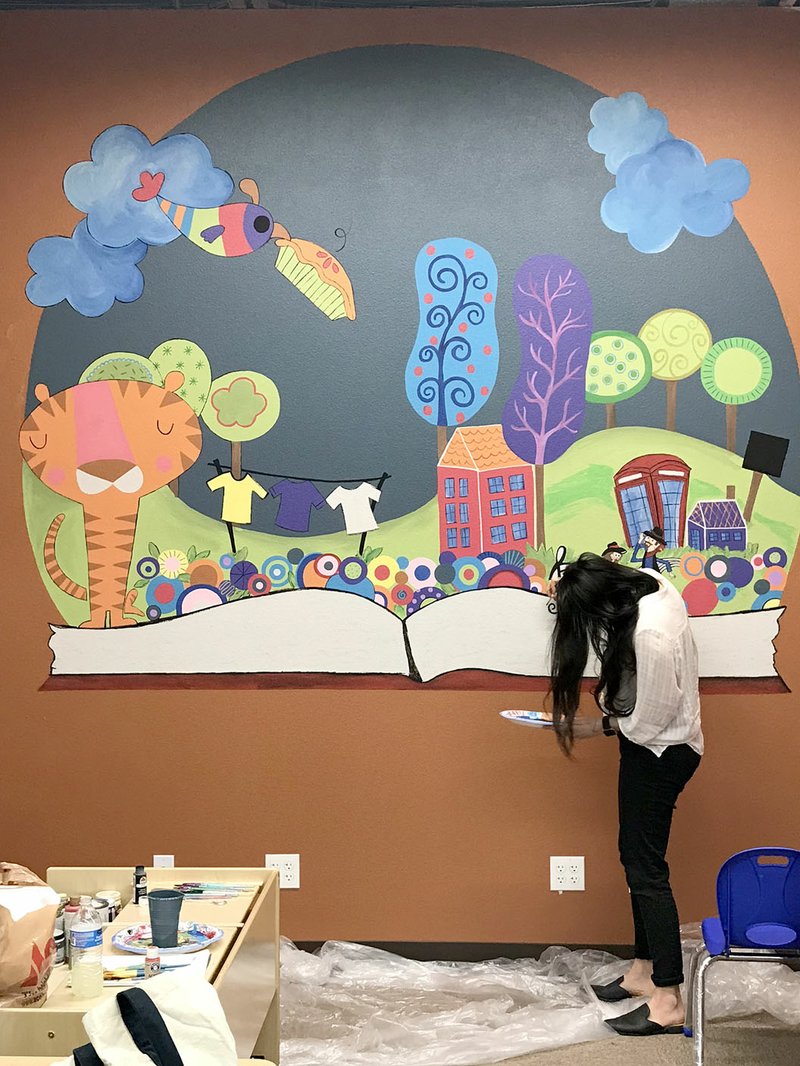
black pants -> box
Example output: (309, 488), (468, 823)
(618, 732), (701, 988)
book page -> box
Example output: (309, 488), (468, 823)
(49, 589), (409, 676)
(405, 588), (551, 683)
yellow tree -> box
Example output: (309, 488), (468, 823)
(639, 309), (711, 431)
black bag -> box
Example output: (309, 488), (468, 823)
(73, 987), (184, 1066)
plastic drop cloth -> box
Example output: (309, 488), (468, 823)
(681, 923), (800, 1027)
(280, 938), (635, 1065)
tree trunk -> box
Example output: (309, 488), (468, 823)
(606, 404), (617, 430)
(231, 440), (242, 480)
(437, 425), (448, 459)
(534, 464), (546, 548)
(726, 404), (737, 452)
(665, 380), (677, 432)
(743, 471), (763, 523)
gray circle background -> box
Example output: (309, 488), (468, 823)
(26, 45), (799, 531)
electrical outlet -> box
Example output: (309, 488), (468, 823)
(153, 854), (175, 868)
(265, 853), (300, 889)
(550, 856), (585, 892)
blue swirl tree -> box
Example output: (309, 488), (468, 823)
(502, 254), (593, 547)
(405, 238), (499, 458)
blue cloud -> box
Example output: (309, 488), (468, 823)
(589, 92), (670, 175)
(64, 124), (234, 248)
(589, 92), (750, 253)
(601, 139), (750, 254)
(26, 220), (147, 317)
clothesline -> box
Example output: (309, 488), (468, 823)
(207, 461), (391, 486)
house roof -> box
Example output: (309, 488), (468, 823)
(439, 425), (527, 472)
(687, 500), (746, 529)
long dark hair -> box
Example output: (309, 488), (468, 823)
(547, 553), (658, 755)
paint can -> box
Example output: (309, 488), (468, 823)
(91, 897), (110, 924)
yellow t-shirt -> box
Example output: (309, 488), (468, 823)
(207, 472), (267, 525)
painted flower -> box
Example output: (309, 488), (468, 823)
(157, 549), (189, 579)
(367, 554), (402, 586)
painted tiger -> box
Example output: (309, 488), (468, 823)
(19, 372), (202, 628)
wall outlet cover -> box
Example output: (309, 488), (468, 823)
(550, 855), (585, 892)
(153, 854), (175, 868)
(265, 853), (300, 889)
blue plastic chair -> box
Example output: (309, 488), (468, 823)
(687, 847), (800, 1066)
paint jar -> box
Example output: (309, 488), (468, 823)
(98, 889), (121, 920)
(91, 897), (110, 925)
(54, 928), (66, 966)
(133, 865), (148, 905)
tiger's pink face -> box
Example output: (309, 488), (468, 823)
(19, 374), (202, 509)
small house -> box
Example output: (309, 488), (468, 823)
(687, 500), (747, 551)
(437, 426), (535, 558)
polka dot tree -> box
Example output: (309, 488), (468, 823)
(404, 238), (499, 459)
(585, 331), (652, 429)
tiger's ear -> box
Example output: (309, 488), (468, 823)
(34, 383), (51, 403)
(163, 371), (185, 393)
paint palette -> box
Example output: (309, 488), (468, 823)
(111, 922), (224, 954)
(500, 710), (554, 728)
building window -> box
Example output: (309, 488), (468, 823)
(732, 530), (743, 542)
(488, 476), (505, 494)
(446, 528), (458, 548)
(511, 496), (527, 514)
(657, 479), (684, 548)
(444, 477), (455, 499)
(459, 502), (470, 523)
(490, 525), (507, 544)
(619, 483), (653, 542)
(490, 498), (507, 517)
(460, 527), (471, 548)
(709, 531), (719, 544)
(459, 478), (469, 497)
(445, 503), (456, 523)
(512, 522), (528, 541)
(509, 474), (525, 491)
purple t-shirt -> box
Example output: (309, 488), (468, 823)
(269, 479), (325, 532)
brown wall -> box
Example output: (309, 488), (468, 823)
(1, 9), (798, 944)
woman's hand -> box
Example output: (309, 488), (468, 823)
(570, 717), (604, 740)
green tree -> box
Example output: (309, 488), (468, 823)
(201, 370), (280, 478)
(638, 309), (711, 431)
(585, 331), (652, 429)
(149, 339), (212, 495)
(701, 337), (772, 452)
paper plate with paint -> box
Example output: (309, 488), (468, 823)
(500, 710), (554, 728)
(111, 922), (224, 954)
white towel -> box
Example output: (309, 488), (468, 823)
(52, 970), (237, 1066)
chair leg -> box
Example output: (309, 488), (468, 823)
(693, 953), (716, 1066)
(683, 944), (705, 1037)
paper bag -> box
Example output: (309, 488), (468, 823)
(0, 862), (59, 1008)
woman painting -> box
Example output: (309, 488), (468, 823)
(548, 552), (703, 1037)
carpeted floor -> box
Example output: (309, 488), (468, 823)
(491, 1015), (799, 1065)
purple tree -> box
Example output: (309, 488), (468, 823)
(501, 255), (593, 547)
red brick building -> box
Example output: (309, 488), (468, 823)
(437, 425), (536, 558)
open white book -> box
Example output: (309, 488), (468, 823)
(48, 587), (784, 682)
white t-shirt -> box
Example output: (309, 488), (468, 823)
(616, 570), (704, 758)
(326, 482), (382, 535)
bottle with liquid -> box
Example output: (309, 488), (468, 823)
(70, 896), (103, 999)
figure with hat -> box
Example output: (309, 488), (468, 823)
(631, 526), (673, 574)
(601, 542), (627, 563)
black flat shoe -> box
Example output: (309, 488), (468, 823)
(590, 975), (634, 1002)
(606, 1003), (684, 1037)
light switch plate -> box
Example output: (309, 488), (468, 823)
(153, 854), (175, 868)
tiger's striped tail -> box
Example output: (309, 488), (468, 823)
(44, 514), (87, 601)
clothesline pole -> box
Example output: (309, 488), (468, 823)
(358, 471), (390, 557)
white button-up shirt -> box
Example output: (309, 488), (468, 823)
(616, 570), (704, 758)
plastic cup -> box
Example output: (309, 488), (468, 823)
(147, 889), (183, 948)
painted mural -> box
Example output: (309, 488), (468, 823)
(20, 47), (799, 685)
